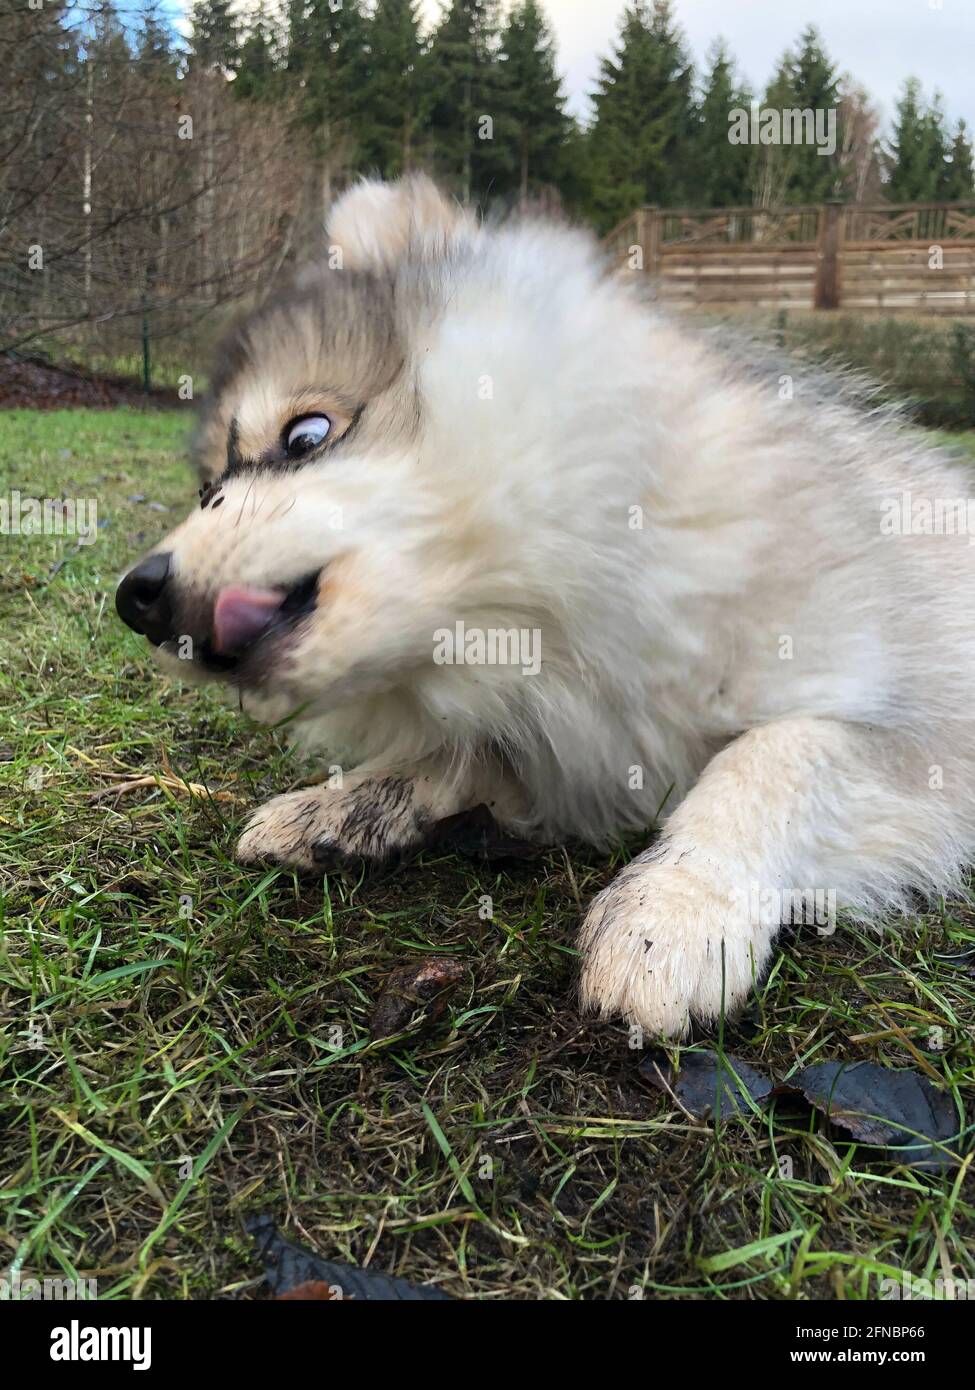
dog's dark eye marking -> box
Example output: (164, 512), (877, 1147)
(221, 415), (261, 483)
(199, 480), (224, 509)
(218, 404), (365, 485)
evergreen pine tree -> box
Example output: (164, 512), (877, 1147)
(496, 0), (570, 200)
(235, 4), (282, 103)
(286, 0), (370, 207)
(360, 0), (428, 176)
(187, 0), (239, 74)
(586, 0), (695, 232)
(926, 93), (955, 199)
(887, 78), (948, 200)
(941, 119), (975, 200)
(693, 39), (752, 206)
(425, 0), (503, 203)
(756, 26), (842, 204)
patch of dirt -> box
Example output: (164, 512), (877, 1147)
(0, 352), (186, 410)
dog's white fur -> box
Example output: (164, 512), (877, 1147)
(145, 176), (975, 1037)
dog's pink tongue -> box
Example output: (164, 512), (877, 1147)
(213, 585), (287, 655)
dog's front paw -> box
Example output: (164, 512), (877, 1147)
(578, 860), (769, 1038)
(235, 777), (426, 872)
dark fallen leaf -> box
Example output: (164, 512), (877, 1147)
(638, 1048), (774, 1118)
(246, 1215), (453, 1300)
(783, 1061), (961, 1169)
(427, 804), (541, 863)
(369, 956), (466, 1039)
(726, 1001), (764, 1042)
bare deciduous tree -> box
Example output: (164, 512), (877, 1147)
(0, 1), (308, 360)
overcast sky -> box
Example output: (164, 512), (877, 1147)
(421, 0), (974, 135)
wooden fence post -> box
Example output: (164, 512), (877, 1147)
(633, 207), (659, 274)
(813, 199), (844, 310)
(644, 206), (659, 277)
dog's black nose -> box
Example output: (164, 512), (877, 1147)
(116, 552), (173, 646)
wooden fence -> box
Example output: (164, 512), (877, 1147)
(604, 201), (975, 315)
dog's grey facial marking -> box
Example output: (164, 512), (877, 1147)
(226, 418), (245, 475)
(190, 262), (415, 485)
(221, 416), (266, 484)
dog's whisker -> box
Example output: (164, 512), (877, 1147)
(235, 475), (257, 529)
(266, 496), (297, 524)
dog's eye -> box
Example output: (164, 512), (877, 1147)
(284, 414), (331, 458)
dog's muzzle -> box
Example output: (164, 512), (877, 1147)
(116, 557), (321, 673)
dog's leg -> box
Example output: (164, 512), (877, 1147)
(579, 716), (961, 1037)
(236, 759), (520, 871)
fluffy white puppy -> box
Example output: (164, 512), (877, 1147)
(116, 176), (975, 1037)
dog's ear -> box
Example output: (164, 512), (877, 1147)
(327, 175), (476, 272)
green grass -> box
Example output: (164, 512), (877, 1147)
(1, 407), (974, 1301)
(735, 312), (975, 431)
(927, 430), (975, 462)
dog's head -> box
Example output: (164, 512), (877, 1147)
(116, 175), (640, 730)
